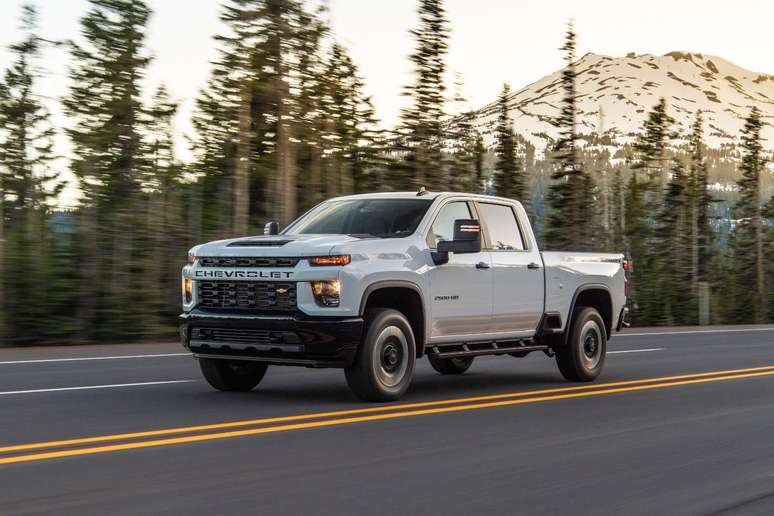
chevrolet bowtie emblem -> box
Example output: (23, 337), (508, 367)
(275, 287), (288, 294)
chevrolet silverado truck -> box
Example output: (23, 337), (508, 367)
(180, 191), (628, 401)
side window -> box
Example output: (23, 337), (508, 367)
(477, 203), (525, 251)
(426, 202), (472, 248)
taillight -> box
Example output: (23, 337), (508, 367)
(622, 259), (629, 272)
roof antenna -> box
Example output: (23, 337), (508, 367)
(416, 186), (428, 196)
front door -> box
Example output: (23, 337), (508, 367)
(476, 202), (544, 335)
(426, 201), (493, 341)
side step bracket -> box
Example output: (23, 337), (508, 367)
(427, 339), (549, 359)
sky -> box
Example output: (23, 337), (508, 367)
(1, 0), (772, 207)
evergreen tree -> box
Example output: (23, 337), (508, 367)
(631, 98), (675, 188)
(472, 131), (486, 193)
(765, 196), (774, 318)
(493, 83), (524, 200)
(624, 98), (675, 323)
(688, 111), (713, 285)
(543, 21), (596, 250)
(0, 4), (64, 342)
(654, 159), (694, 324)
(398, 0), (449, 190)
(446, 76), (481, 193)
(63, 0), (152, 339)
(730, 107), (767, 323)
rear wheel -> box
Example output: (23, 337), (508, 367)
(555, 306), (606, 382)
(199, 358), (268, 392)
(345, 308), (416, 402)
(428, 356), (474, 375)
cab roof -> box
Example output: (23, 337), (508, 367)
(326, 191), (521, 205)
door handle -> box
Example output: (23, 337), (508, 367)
(527, 262), (542, 270)
(476, 262), (491, 269)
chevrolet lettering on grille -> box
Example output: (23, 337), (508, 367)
(194, 270), (294, 279)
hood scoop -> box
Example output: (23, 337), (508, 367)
(227, 239), (292, 247)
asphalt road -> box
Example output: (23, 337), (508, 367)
(1, 326), (774, 515)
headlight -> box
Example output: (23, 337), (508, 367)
(182, 277), (193, 304)
(310, 280), (340, 307)
(187, 253), (197, 265)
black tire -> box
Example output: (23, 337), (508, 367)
(555, 306), (606, 382)
(345, 308), (416, 402)
(199, 358), (268, 392)
(428, 356), (474, 375)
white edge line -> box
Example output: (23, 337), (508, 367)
(0, 380), (195, 396)
(618, 328), (774, 337)
(0, 353), (191, 365)
(608, 348), (664, 354)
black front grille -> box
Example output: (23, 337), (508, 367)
(198, 281), (297, 311)
(199, 256), (299, 268)
(191, 328), (302, 345)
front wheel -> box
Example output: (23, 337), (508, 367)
(199, 358), (268, 392)
(555, 306), (606, 382)
(345, 308), (416, 402)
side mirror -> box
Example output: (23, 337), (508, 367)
(431, 219), (482, 265)
(264, 221), (279, 235)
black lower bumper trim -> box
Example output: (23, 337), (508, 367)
(179, 310), (363, 368)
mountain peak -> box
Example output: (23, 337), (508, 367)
(475, 51), (773, 150)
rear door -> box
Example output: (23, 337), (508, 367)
(426, 200), (493, 341)
(476, 202), (544, 335)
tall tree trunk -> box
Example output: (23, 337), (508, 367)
(233, 80), (251, 235)
(755, 208), (765, 323)
(77, 205), (98, 340)
(276, 51), (296, 226)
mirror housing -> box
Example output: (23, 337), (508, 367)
(431, 219), (482, 265)
(264, 221), (280, 235)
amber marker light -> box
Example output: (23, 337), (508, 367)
(310, 255), (350, 266)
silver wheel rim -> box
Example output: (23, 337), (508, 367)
(372, 325), (409, 388)
(580, 320), (603, 370)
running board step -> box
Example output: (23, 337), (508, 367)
(428, 342), (549, 359)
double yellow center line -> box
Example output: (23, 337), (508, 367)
(2, 364), (774, 465)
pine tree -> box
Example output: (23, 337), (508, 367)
(765, 196), (774, 318)
(0, 4), (63, 342)
(142, 86), (186, 334)
(730, 107), (767, 323)
(688, 111), (713, 285)
(63, 0), (152, 339)
(398, 0), (449, 190)
(543, 21), (596, 250)
(631, 98), (675, 188)
(623, 98), (676, 323)
(493, 83), (524, 200)
(320, 42), (372, 198)
(654, 159), (694, 324)
(472, 131), (486, 194)
(446, 76), (481, 193)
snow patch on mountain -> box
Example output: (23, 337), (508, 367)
(475, 52), (774, 151)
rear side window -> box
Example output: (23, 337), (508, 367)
(427, 202), (472, 248)
(477, 203), (525, 251)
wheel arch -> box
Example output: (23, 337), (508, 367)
(359, 280), (427, 357)
(566, 284), (614, 343)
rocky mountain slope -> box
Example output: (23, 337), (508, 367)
(475, 52), (774, 151)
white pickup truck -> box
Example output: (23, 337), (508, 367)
(181, 191), (628, 401)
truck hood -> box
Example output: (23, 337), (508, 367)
(192, 234), (368, 258)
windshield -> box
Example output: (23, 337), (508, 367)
(284, 198), (433, 238)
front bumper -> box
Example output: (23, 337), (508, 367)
(179, 309), (364, 368)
